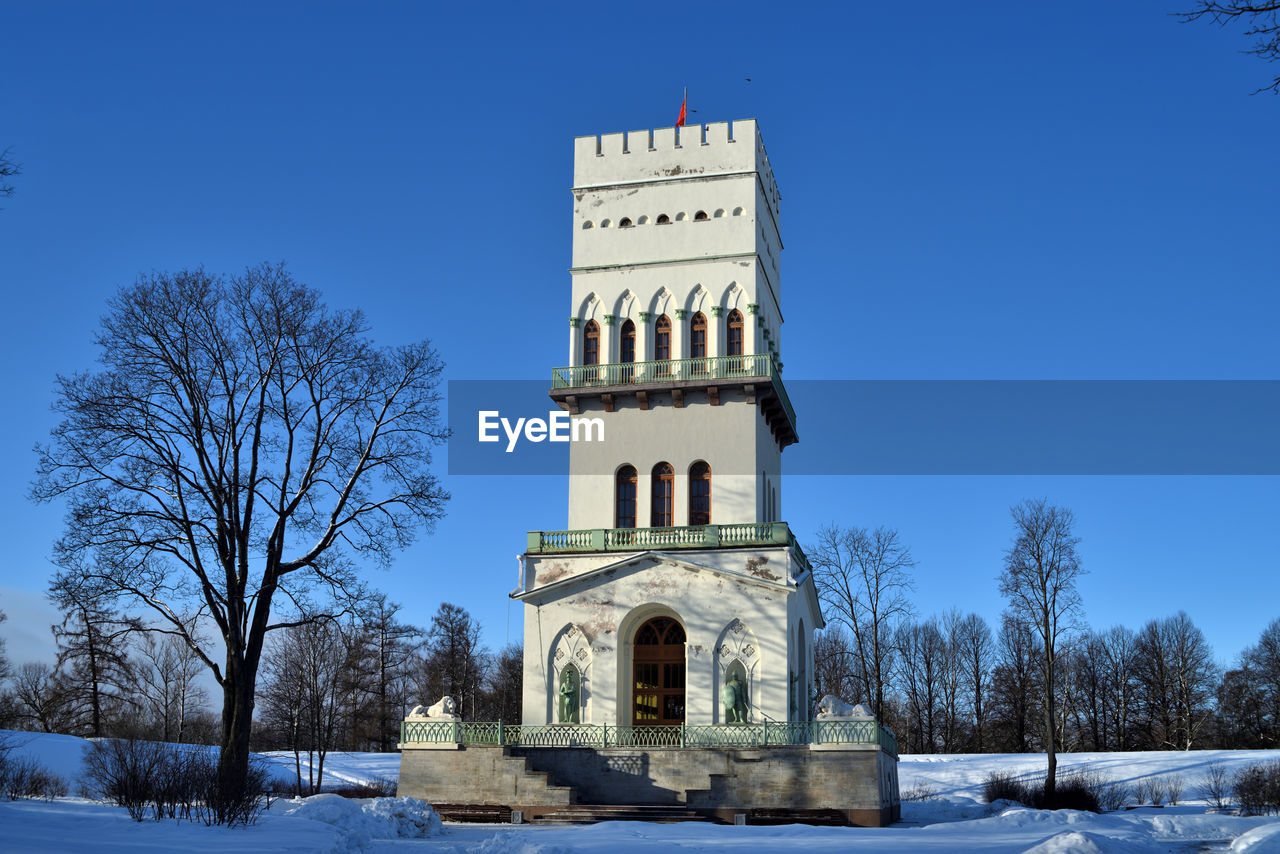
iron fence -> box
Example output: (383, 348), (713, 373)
(400, 719), (897, 757)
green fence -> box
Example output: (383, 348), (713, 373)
(550, 353), (796, 433)
(400, 719), (898, 757)
(524, 521), (813, 577)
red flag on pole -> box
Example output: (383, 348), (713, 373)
(676, 88), (687, 127)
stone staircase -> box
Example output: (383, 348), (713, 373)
(530, 804), (711, 824)
(500, 751), (578, 806)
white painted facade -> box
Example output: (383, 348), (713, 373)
(516, 119), (821, 729)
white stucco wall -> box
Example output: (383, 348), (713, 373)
(565, 388), (777, 530)
(517, 547), (821, 727)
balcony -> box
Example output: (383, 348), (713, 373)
(525, 521), (812, 576)
(549, 353), (797, 447)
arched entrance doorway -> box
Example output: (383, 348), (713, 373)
(632, 616), (685, 725)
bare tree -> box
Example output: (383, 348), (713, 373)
(1166, 612), (1219, 750)
(0, 610), (12, 727)
(1099, 625), (1138, 751)
(1135, 612), (1218, 750)
(259, 621), (354, 793)
(416, 603), (488, 719)
(895, 618), (946, 753)
(954, 612), (995, 752)
(0, 610), (10, 684)
(0, 147), (18, 200)
(478, 642), (524, 723)
(810, 524), (915, 720)
(51, 584), (137, 738)
(990, 612), (1039, 752)
(1240, 618), (1280, 745)
(998, 499), (1084, 800)
(813, 627), (864, 706)
(356, 594), (422, 751)
(11, 662), (73, 733)
(1072, 631), (1110, 751)
(135, 625), (209, 743)
(938, 609), (967, 753)
(1180, 2), (1280, 94)
(32, 265), (449, 814)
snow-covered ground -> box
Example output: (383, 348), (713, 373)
(1, 730), (1278, 853)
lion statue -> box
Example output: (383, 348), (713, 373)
(816, 694), (854, 719)
(407, 695), (460, 720)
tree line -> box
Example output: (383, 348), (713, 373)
(810, 501), (1280, 767)
(0, 596), (519, 793)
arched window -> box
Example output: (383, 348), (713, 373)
(689, 461), (711, 526)
(620, 319), (635, 364)
(619, 217), (633, 228)
(654, 315), (671, 362)
(727, 309), (744, 357)
(694, 210), (708, 222)
(690, 312), (707, 360)
(583, 319), (600, 366)
(616, 465), (637, 529)
(651, 462), (674, 527)
(656, 214), (671, 225)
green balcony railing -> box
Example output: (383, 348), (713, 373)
(551, 353), (796, 434)
(399, 719), (898, 757)
(525, 521), (812, 576)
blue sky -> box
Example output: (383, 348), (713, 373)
(1, 2), (1276, 671)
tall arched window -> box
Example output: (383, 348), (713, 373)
(651, 462), (674, 527)
(583, 319), (600, 365)
(620, 319), (636, 363)
(689, 461), (711, 526)
(654, 315), (671, 362)
(727, 309), (744, 357)
(616, 465), (637, 529)
(690, 312), (707, 360)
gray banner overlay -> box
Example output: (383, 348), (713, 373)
(446, 380), (1279, 475)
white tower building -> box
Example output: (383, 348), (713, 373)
(516, 119), (820, 730)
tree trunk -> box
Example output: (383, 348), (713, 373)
(216, 663), (256, 819)
(1044, 648), (1057, 801)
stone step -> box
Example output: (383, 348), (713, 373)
(531, 804), (710, 824)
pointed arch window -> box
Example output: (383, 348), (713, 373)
(651, 462), (674, 527)
(616, 465), (637, 529)
(689, 461), (711, 526)
(654, 314), (671, 362)
(690, 311), (707, 360)
(620, 319), (636, 363)
(727, 309), (744, 357)
(583, 319), (600, 366)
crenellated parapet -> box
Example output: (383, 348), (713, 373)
(574, 120), (780, 220)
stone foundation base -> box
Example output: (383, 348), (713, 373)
(399, 744), (900, 827)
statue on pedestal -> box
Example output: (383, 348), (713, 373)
(721, 671), (748, 724)
(557, 666), (580, 724)
(407, 695), (459, 721)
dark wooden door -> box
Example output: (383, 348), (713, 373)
(632, 617), (686, 725)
